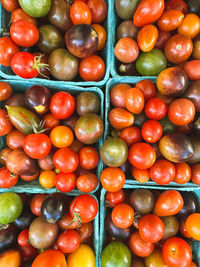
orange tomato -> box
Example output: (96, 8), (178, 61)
(157, 10), (184, 32)
(108, 108), (134, 130)
(1, 0), (19, 12)
(186, 213), (200, 241)
(179, 219), (192, 238)
(39, 170), (56, 188)
(137, 24), (158, 52)
(92, 24), (107, 51)
(114, 37), (139, 63)
(32, 249), (67, 267)
(0, 81), (12, 101)
(70, 1), (92, 25)
(0, 249), (21, 267)
(184, 60), (200, 80)
(100, 167), (125, 192)
(50, 125), (74, 148)
(112, 203), (134, 228)
(174, 163), (191, 184)
(178, 14), (200, 39)
(125, 87), (144, 114)
(131, 167), (150, 183)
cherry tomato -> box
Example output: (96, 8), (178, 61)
(109, 107), (134, 130)
(154, 190), (184, 216)
(20, 245), (38, 262)
(174, 163), (191, 184)
(39, 171), (56, 188)
(1, 0), (19, 12)
(100, 167), (125, 192)
(129, 231), (155, 257)
(79, 147), (99, 170)
(120, 126), (142, 147)
(87, 0), (107, 24)
(110, 83), (131, 108)
(77, 222), (93, 242)
(70, 194), (98, 223)
(50, 125), (74, 148)
(70, 1), (92, 25)
(50, 92), (75, 120)
(58, 212), (81, 230)
(162, 237), (192, 267)
(20, 169), (39, 182)
(79, 55), (105, 81)
(0, 37), (19, 67)
(133, 0), (165, 27)
(53, 148), (79, 173)
(131, 167), (150, 183)
(105, 189), (125, 208)
(184, 60), (200, 80)
(178, 14), (200, 39)
(30, 194), (47, 216)
(168, 99), (195, 126)
(137, 24), (158, 52)
(0, 82), (12, 101)
(18, 229), (29, 247)
(179, 219), (192, 238)
(92, 24), (107, 51)
(32, 249), (67, 267)
(55, 172), (76, 192)
(165, 0), (188, 14)
(11, 8), (37, 25)
(43, 113), (60, 130)
(76, 173), (98, 193)
(114, 37), (139, 63)
(136, 79), (156, 100)
(125, 87), (144, 114)
(112, 203), (134, 228)
(191, 164), (200, 185)
(0, 167), (18, 188)
(128, 142), (156, 169)
(70, 139), (85, 153)
(150, 159), (175, 185)
(155, 30), (171, 51)
(145, 98), (167, 120)
(0, 109), (13, 136)
(0, 147), (12, 166)
(142, 120), (163, 143)
(186, 213), (200, 241)
(6, 129), (26, 150)
(57, 230), (80, 254)
(157, 10), (184, 32)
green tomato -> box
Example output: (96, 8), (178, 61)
(19, 0), (51, 18)
(101, 241), (131, 267)
(0, 192), (23, 224)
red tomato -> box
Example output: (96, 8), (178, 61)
(131, 167), (150, 183)
(79, 55), (105, 81)
(137, 24), (158, 52)
(157, 10), (184, 32)
(105, 189), (125, 208)
(1, 0), (19, 12)
(133, 0), (165, 27)
(178, 14), (200, 39)
(0, 167), (18, 188)
(191, 164), (200, 185)
(186, 213), (200, 241)
(0, 37), (19, 67)
(120, 126), (142, 147)
(53, 148), (79, 173)
(184, 60), (200, 80)
(110, 83), (131, 108)
(128, 142), (156, 169)
(100, 167), (125, 192)
(11, 8), (37, 25)
(150, 159), (175, 185)
(155, 30), (171, 51)
(87, 0), (107, 24)
(18, 229), (29, 247)
(109, 107), (134, 130)
(76, 173), (98, 193)
(6, 129), (26, 150)
(0, 82), (12, 101)
(139, 214), (165, 243)
(55, 173), (76, 192)
(112, 203), (134, 228)
(165, 0), (188, 14)
(0, 109), (13, 136)
(174, 163), (191, 184)
(32, 249), (67, 267)
(70, 1), (92, 25)
(142, 120), (163, 143)
(145, 98), (167, 120)
(125, 87), (144, 114)
(50, 92), (75, 120)
(162, 237), (192, 267)
(114, 37), (139, 63)
(136, 80), (156, 100)
(30, 194), (47, 216)
(57, 230), (80, 254)
(43, 113), (60, 130)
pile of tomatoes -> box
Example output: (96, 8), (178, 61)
(114, 0), (200, 77)
(0, 0), (107, 82)
(0, 81), (103, 192)
(0, 191), (98, 267)
(101, 188), (199, 267)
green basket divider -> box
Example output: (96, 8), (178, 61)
(99, 184), (200, 267)
(0, 79), (104, 194)
(0, 1), (111, 87)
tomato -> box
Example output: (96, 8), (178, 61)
(87, 0), (107, 24)
(43, 113), (60, 130)
(142, 120), (163, 143)
(110, 83), (131, 108)
(1, 0), (19, 12)
(70, 194), (98, 223)
(55, 173), (76, 192)
(128, 142), (156, 169)
(109, 108), (134, 130)
(186, 213), (200, 241)
(50, 126), (74, 148)
(178, 14), (200, 39)
(18, 0), (51, 18)
(53, 148), (79, 173)
(11, 8), (37, 25)
(136, 79), (156, 100)
(114, 37), (139, 63)
(164, 34), (193, 64)
(67, 244), (95, 267)
(78, 147), (99, 170)
(190, 262), (198, 267)
(184, 60), (200, 80)
(0, 167), (18, 188)
(154, 190), (184, 216)
(58, 212), (81, 230)
(21, 169), (39, 182)
(168, 99), (195, 126)
(0, 82), (12, 102)
(0, 148), (12, 166)
(57, 230), (80, 254)
(18, 229), (29, 247)
(70, 139), (84, 153)
(39, 170), (56, 188)
(133, 0), (165, 27)
(150, 159), (175, 185)
(162, 237), (192, 267)
(129, 231), (155, 257)
(105, 189), (125, 208)
(125, 87), (144, 114)
(174, 163), (191, 184)
(0, 109), (13, 136)
(165, 0), (188, 14)
(139, 214), (165, 243)
(100, 167), (125, 192)
(145, 98), (167, 120)
(179, 219), (192, 238)
(76, 173), (98, 193)
(191, 164), (200, 185)
(155, 30), (171, 51)
(137, 24), (158, 52)
(79, 55), (105, 81)
(70, 1), (92, 25)
(30, 194), (47, 216)
(157, 10), (184, 32)
(131, 167), (150, 183)
(112, 203), (134, 228)
(0, 37), (19, 67)
(120, 126), (142, 147)
(32, 249), (67, 267)
(20, 245), (38, 262)
(6, 129), (26, 150)
(77, 222), (93, 242)
(0, 249), (21, 267)
(50, 92), (75, 120)
(92, 24), (107, 51)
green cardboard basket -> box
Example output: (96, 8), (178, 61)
(0, 79), (104, 194)
(0, 0), (111, 87)
(99, 184), (200, 267)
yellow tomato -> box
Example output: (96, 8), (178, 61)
(67, 244), (95, 267)
(39, 170), (56, 188)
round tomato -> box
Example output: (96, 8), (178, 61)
(76, 173), (98, 193)
(137, 24), (158, 52)
(178, 14), (200, 39)
(128, 142), (156, 169)
(142, 120), (163, 143)
(191, 164), (200, 185)
(70, 1), (92, 25)
(131, 167), (150, 183)
(32, 249), (67, 267)
(0, 82), (12, 101)
(157, 10), (184, 32)
(30, 194), (47, 216)
(39, 170), (56, 188)
(79, 147), (99, 170)
(50, 125), (74, 148)
(184, 60), (200, 80)
(6, 129), (26, 150)
(110, 83), (131, 108)
(43, 113), (60, 130)
(18, 229), (29, 247)
(109, 108), (134, 130)
(174, 163), (191, 184)
(58, 212), (81, 230)
(120, 126), (142, 147)
(186, 213), (200, 241)
(53, 148), (79, 173)
(92, 24), (107, 51)
(67, 244), (95, 267)
(145, 98), (167, 120)
(50, 92), (75, 120)
(150, 159), (175, 185)
(55, 172), (76, 192)
(87, 0), (107, 24)
(165, 0), (188, 14)
(0, 109), (13, 136)
(57, 230), (80, 254)
(105, 189), (125, 208)
(114, 37), (139, 63)
(136, 79), (156, 100)
(11, 8), (37, 25)
(100, 167), (125, 192)
(0, 37), (19, 67)
(112, 203), (134, 228)
(162, 237), (192, 267)
(0, 167), (18, 188)
(125, 87), (144, 114)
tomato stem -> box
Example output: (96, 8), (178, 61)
(32, 54), (51, 79)
(0, 224), (9, 230)
(32, 120), (49, 134)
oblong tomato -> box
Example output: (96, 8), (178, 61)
(137, 24), (158, 52)
(157, 10), (184, 32)
(125, 87), (144, 114)
(184, 60), (200, 80)
(108, 108), (134, 130)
